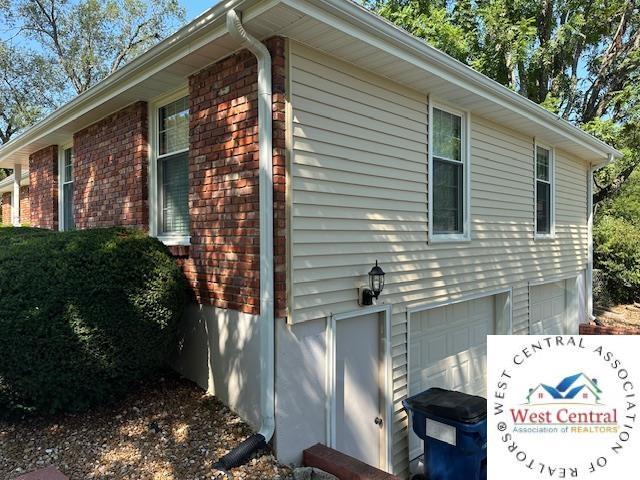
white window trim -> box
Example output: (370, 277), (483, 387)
(58, 142), (73, 232)
(534, 141), (556, 239)
(148, 86), (191, 246)
(428, 98), (471, 243)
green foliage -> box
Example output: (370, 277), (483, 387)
(0, 227), (187, 416)
(594, 216), (640, 303)
(602, 171), (640, 224)
(364, 0), (640, 205)
(0, 0), (185, 145)
(2, 0), (185, 95)
(0, 42), (60, 144)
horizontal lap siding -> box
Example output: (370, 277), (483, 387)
(289, 43), (588, 476)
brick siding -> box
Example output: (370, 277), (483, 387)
(73, 102), (148, 229)
(1, 192), (11, 226)
(185, 36), (287, 316)
(29, 145), (59, 229)
(24, 40), (287, 318)
(20, 186), (30, 225)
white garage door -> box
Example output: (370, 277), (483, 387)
(408, 296), (495, 461)
(530, 281), (568, 335)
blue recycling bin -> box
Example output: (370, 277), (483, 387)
(403, 388), (487, 480)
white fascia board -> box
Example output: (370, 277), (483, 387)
(287, 0), (622, 161)
(0, 0), (622, 165)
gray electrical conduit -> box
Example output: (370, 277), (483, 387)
(214, 8), (276, 472)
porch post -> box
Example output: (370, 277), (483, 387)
(12, 163), (21, 227)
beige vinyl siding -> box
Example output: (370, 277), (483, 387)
(289, 42), (588, 476)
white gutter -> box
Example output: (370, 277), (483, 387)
(226, 9), (275, 443)
(587, 153), (615, 319)
(289, 0), (623, 161)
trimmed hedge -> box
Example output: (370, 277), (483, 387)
(0, 227), (187, 415)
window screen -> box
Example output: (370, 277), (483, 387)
(536, 146), (552, 234)
(158, 96), (189, 236)
(432, 107), (464, 235)
(62, 147), (74, 231)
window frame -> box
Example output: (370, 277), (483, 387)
(57, 142), (74, 232)
(148, 87), (190, 246)
(534, 141), (556, 239)
(428, 100), (471, 243)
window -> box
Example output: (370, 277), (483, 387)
(155, 95), (189, 239)
(59, 146), (75, 231)
(535, 145), (554, 236)
(429, 104), (469, 241)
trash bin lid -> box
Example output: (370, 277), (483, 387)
(405, 388), (487, 424)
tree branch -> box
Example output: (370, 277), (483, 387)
(594, 162), (640, 204)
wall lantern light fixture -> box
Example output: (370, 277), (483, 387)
(361, 260), (386, 306)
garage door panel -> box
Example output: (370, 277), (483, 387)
(471, 323), (489, 344)
(408, 296), (495, 461)
(451, 359), (470, 390)
(450, 327), (471, 353)
(426, 335), (447, 364)
(451, 301), (470, 320)
(531, 280), (569, 336)
(423, 308), (447, 329)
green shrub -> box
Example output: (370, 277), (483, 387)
(594, 215), (640, 303)
(0, 227), (187, 415)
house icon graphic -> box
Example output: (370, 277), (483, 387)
(527, 373), (602, 405)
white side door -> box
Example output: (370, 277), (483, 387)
(335, 311), (383, 468)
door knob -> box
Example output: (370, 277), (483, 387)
(375, 417), (383, 426)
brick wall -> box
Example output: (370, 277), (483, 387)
(29, 145), (58, 229)
(19, 186), (30, 225)
(579, 323), (640, 335)
(73, 102), (148, 229)
(1, 192), (11, 226)
(185, 36), (287, 317)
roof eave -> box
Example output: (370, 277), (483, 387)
(301, 0), (623, 161)
(0, 0), (258, 168)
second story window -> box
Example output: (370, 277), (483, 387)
(157, 96), (189, 237)
(535, 145), (554, 237)
(60, 146), (75, 231)
(429, 104), (470, 241)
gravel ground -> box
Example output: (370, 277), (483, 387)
(596, 303), (640, 328)
(0, 374), (293, 480)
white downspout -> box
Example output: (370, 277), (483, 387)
(587, 153), (614, 320)
(226, 9), (275, 443)
(587, 163), (595, 320)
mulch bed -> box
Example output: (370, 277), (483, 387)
(0, 374), (293, 480)
(596, 303), (640, 329)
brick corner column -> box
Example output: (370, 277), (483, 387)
(29, 145), (59, 230)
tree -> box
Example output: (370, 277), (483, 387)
(0, 0), (184, 180)
(2, 0), (185, 96)
(363, 0), (640, 205)
(0, 43), (60, 178)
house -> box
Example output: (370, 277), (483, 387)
(526, 374), (602, 405)
(0, 0), (622, 477)
(527, 384), (562, 404)
(0, 172), (29, 226)
(565, 385), (601, 404)
(556, 372), (601, 395)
